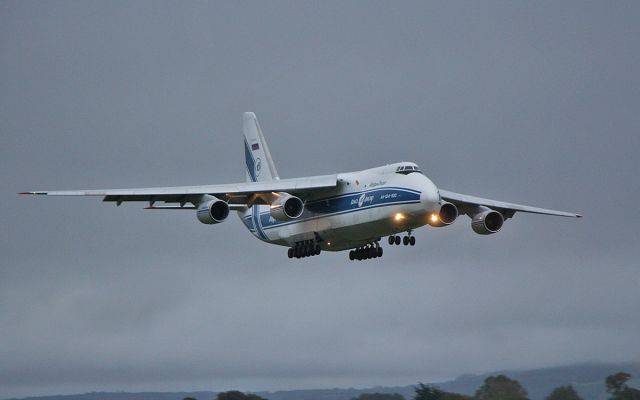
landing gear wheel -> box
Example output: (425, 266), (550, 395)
(369, 247), (376, 259)
(388, 236), (395, 245)
(377, 247), (383, 257)
(394, 236), (401, 245)
(410, 236), (416, 246)
(403, 236), (409, 246)
(288, 248), (294, 258)
(315, 245), (321, 255)
(349, 250), (355, 260)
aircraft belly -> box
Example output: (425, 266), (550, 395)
(318, 203), (427, 251)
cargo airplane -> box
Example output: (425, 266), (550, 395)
(21, 112), (581, 261)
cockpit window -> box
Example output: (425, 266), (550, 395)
(396, 165), (422, 175)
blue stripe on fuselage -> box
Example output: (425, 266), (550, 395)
(254, 187), (422, 230)
(252, 205), (268, 240)
(241, 213), (255, 232)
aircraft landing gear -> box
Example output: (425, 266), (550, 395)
(348, 241), (383, 261)
(388, 231), (415, 246)
(288, 240), (321, 259)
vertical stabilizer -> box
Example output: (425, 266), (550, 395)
(243, 112), (279, 182)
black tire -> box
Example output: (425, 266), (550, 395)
(410, 236), (416, 246)
(403, 236), (409, 245)
(377, 247), (383, 257)
(349, 250), (355, 260)
(388, 236), (394, 245)
(395, 236), (401, 245)
(369, 247), (376, 258)
(315, 245), (321, 255)
(288, 248), (293, 258)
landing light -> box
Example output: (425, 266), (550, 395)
(394, 213), (405, 222)
(430, 213), (439, 223)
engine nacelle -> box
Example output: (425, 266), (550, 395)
(270, 194), (304, 221)
(196, 197), (230, 224)
(471, 208), (504, 235)
(428, 202), (458, 227)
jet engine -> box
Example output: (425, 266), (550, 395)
(270, 194), (304, 221)
(428, 202), (458, 227)
(196, 196), (230, 224)
(471, 208), (504, 234)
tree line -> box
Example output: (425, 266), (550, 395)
(182, 371), (640, 400)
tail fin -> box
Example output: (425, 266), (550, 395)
(243, 112), (279, 182)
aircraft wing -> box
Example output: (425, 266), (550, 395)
(439, 189), (582, 219)
(20, 174), (338, 208)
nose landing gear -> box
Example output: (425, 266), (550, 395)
(388, 231), (415, 246)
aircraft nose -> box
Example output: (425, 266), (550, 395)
(420, 178), (440, 206)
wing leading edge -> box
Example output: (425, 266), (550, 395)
(20, 174), (338, 207)
(439, 189), (582, 219)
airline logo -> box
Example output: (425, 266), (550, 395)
(354, 193), (374, 208)
(255, 157), (262, 177)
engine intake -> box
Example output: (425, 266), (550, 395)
(428, 202), (458, 227)
(270, 194), (304, 221)
(196, 197), (230, 224)
(471, 208), (504, 235)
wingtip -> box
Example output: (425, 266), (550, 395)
(18, 191), (46, 195)
(576, 214), (583, 218)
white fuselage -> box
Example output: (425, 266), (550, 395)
(238, 163), (441, 251)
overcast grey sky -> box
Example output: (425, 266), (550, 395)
(1, 1), (639, 398)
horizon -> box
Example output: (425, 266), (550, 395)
(4, 360), (640, 399)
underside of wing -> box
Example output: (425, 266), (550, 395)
(439, 189), (582, 219)
(21, 174), (338, 207)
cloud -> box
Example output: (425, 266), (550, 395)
(2, 1), (639, 398)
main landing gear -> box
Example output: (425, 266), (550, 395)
(388, 231), (415, 246)
(349, 242), (383, 261)
(288, 240), (321, 259)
